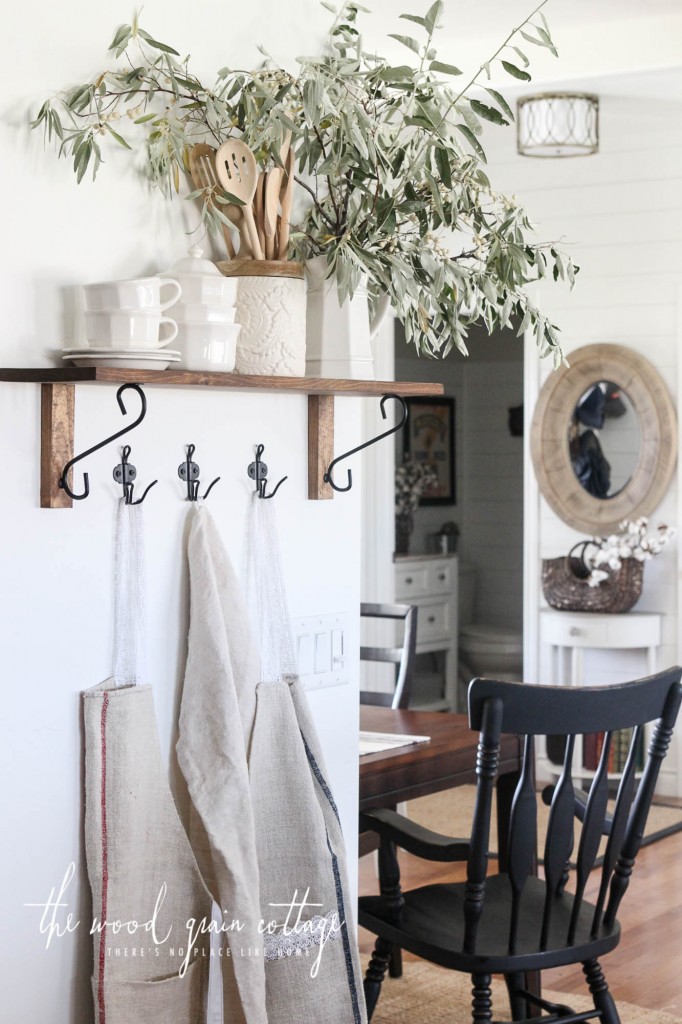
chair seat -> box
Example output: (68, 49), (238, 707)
(358, 874), (621, 974)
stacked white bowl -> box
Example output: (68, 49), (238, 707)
(160, 246), (240, 372)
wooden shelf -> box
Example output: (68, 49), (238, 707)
(0, 367), (443, 507)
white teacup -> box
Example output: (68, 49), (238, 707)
(83, 276), (182, 312)
(85, 310), (178, 349)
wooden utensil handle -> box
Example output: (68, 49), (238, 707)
(243, 206), (264, 260)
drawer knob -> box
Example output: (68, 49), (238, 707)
(428, 615), (436, 624)
(405, 577), (413, 584)
(569, 626), (581, 637)
(438, 573), (446, 581)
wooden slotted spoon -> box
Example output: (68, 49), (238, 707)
(188, 144), (236, 260)
(214, 140), (264, 260)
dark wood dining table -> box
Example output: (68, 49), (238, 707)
(359, 706), (523, 868)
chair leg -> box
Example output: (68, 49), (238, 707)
(388, 944), (403, 978)
(504, 971), (529, 1021)
(364, 936), (393, 1021)
(472, 973), (493, 1023)
(583, 959), (621, 1024)
(378, 836), (404, 979)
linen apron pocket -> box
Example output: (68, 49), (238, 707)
(90, 957), (208, 1024)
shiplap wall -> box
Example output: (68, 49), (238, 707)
(395, 329), (524, 630)
(482, 92), (682, 793)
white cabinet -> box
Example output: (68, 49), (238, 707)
(394, 554), (458, 711)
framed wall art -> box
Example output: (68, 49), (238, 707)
(403, 396), (456, 505)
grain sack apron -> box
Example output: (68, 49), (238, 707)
(177, 499), (366, 1024)
(83, 501), (213, 1024)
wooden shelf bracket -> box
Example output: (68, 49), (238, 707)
(0, 368), (444, 508)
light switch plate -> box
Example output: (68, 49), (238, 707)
(291, 612), (351, 690)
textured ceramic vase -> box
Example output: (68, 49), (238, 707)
(305, 255), (390, 380)
(216, 260), (306, 376)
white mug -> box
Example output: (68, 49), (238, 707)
(84, 311), (178, 349)
(83, 276), (182, 312)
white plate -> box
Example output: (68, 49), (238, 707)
(63, 352), (181, 370)
(62, 346), (181, 357)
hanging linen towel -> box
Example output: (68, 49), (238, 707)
(176, 505), (267, 1024)
(247, 496), (367, 1024)
(83, 501), (213, 1024)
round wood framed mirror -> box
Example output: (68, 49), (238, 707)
(530, 343), (677, 533)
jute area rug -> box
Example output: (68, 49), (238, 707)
(365, 961), (682, 1024)
(406, 785), (682, 859)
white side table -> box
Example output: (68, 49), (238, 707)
(540, 609), (661, 686)
(538, 609), (662, 780)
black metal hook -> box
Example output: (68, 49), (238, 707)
(178, 443), (220, 501)
(248, 443), (287, 499)
(323, 393), (408, 493)
(58, 383), (149, 501)
(113, 444), (158, 505)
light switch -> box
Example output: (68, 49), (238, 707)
(297, 634), (314, 676)
(315, 631), (332, 673)
(331, 628), (344, 665)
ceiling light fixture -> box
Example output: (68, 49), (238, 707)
(517, 93), (599, 158)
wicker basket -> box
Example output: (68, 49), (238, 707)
(542, 541), (644, 613)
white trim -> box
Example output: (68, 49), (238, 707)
(523, 329), (542, 685)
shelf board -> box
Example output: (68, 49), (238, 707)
(0, 366), (443, 398)
(0, 367), (443, 507)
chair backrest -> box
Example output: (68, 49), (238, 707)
(464, 669), (682, 956)
(360, 602), (418, 710)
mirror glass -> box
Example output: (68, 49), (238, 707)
(568, 381), (641, 499)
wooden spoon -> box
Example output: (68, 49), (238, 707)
(214, 140), (264, 260)
(277, 146), (295, 260)
(188, 144), (236, 259)
(263, 165), (282, 261)
(254, 170), (266, 257)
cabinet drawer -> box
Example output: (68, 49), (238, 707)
(426, 562), (454, 594)
(540, 611), (661, 649)
(396, 566), (430, 597)
(416, 600), (453, 642)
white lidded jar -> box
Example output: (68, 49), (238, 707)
(161, 246), (240, 371)
(216, 259), (306, 377)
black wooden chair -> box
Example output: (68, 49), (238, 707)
(359, 668), (682, 1023)
(360, 602), (418, 710)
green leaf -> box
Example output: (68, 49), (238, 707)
(455, 123), (487, 162)
(510, 46), (529, 67)
(399, 13), (426, 27)
(424, 0), (443, 33)
(434, 146), (452, 189)
(520, 29), (545, 47)
(501, 60), (531, 81)
(428, 59), (462, 76)
(106, 127), (132, 149)
(377, 65), (415, 83)
(109, 24), (131, 50)
(483, 87), (514, 122)
(470, 99), (508, 126)
(137, 30), (180, 56)
(388, 33), (421, 55)
(133, 113), (158, 124)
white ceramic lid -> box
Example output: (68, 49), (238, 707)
(460, 623), (523, 650)
(162, 245), (221, 278)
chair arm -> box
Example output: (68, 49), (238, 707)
(541, 785), (613, 835)
(359, 808), (471, 863)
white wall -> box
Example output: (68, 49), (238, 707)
(0, 3), (365, 1020)
(481, 90), (682, 793)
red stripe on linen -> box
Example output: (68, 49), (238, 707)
(98, 692), (110, 1024)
